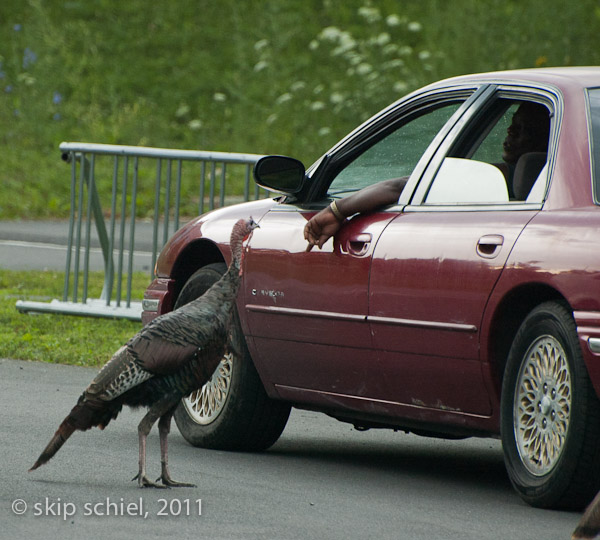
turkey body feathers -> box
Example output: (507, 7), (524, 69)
(29, 217), (258, 485)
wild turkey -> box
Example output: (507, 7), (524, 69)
(29, 217), (259, 487)
(573, 493), (600, 539)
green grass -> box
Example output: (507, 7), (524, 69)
(2, 1), (600, 366)
(0, 269), (145, 367)
(2, 0), (600, 219)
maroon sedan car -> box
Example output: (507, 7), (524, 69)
(143, 67), (600, 510)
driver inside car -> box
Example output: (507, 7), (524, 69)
(304, 102), (550, 251)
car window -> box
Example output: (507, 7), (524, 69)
(423, 99), (551, 205)
(327, 102), (462, 197)
(587, 88), (600, 204)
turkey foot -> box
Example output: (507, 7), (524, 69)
(132, 472), (169, 489)
(157, 461), (196, 487)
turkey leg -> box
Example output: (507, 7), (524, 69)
(157, 407), (197, 488)
(133, 398), (174, 488)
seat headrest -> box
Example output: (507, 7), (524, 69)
(512, 152), (547, 200)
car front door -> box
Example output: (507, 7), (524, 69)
(243, 93), (474, 403)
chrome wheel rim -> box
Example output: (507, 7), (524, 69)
(513, 335), (571, 476)
(182, 353), (233, 425)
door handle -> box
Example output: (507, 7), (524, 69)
(344, 233), (372, 257)
(477, 234), (504, 258)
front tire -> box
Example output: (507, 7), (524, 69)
(501, 301), (600, 509)
(173, 263), (291, 451)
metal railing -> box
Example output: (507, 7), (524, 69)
(16, 142), (266, 320)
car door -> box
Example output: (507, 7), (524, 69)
(243, 91), (478, 401)
(368, 92), (555, 416)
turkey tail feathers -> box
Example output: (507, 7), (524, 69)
(29, 419), (76, 471)
(29, 394), (120, 472)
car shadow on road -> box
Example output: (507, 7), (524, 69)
(268, 428), (511, 494)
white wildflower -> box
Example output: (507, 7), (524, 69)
(386, 14), (402, 27)
(310, 101), (326, 111)
(253, 60), (269, 72)
(418, 50), (431, 61)
(393, 81), (409, 93)
(330, 92), (345, 104)
(266, 113), (278, 125)
(346, 51), (363, 66)
(383, 59), (405, 70)
(290, 81), (306, 92)
(332, 31), (356, 56)
(318, 127), (331, 136)
(383, 43), (398, 55)
(319, 26), (343, 42)
(356, 62), (373, 76)
(213, 92), (227, 102)
(309, 39), (319, 50)
(407, 21), (422, 32)
(175, 104), (190, 118)
(358, 6), (381, 23)
(376, 32), (391, 46)
(254, 39), (269, 51)
(275, 93), (293, 105)
(188, 119), (203, 130)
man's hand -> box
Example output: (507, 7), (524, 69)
(303, 177), (408, 252)
(304, 206), (344, 251)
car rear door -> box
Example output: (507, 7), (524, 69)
(367, 92), (556, 416)
(368, 209), (539, 415)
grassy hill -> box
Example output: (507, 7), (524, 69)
(1, 0), (600, 219)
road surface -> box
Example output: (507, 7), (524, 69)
(0, 358), (582, 540)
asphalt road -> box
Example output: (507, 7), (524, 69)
(0, 220), (159, 272)
(1, 358), (582, 540)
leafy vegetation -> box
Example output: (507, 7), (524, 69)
(0, 270), (144, 366)
(1, 1), (600, 366)
(1, 0), (600, 219)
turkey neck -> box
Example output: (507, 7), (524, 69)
(229, 225), (246, 276)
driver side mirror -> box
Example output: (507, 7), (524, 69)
(253, 155), (306, 195)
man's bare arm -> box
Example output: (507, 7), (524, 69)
(304, 176), (407, 250)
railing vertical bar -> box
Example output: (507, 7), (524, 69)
(254, 179), (260, 200)
(126, 157), (139, 308)
(219, 162), (227, 208)
(209, 161), (217, 210)
(63, 153), (77, 302)
(73, 153), (86, 303)
(174, 160), (182, 231)
(199, 161), (206, 215)
(163, 159), (172, 246)
(151, 159), (162, 279)
(244, 164), (251, 202)
(106, 156), (119, 305)
(116, 156), (129, 307)
(82, 155), (95, 303)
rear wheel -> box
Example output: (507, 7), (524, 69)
(501, 301), (600, 509)
(173, 263), (291, 451)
